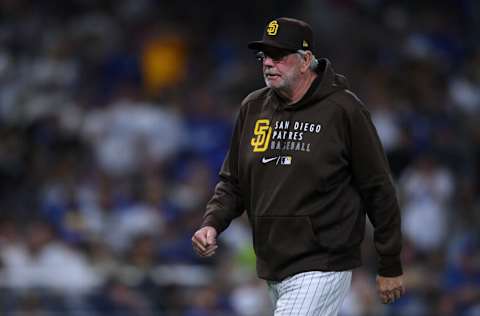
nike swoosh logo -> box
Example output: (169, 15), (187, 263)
(262, 157), (278, 163)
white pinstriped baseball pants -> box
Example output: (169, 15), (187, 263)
(267, 271), (352, 316)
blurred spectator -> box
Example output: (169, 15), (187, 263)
(340, 269), (384, 316)
(0, 220), (99, 293)
(183, 285), (231, 316)
(92, 279), (155, 316)
(399, 154), (454, 252)
(141, 25), (188, 97)
(449, 50), (480, 114)
(170, 159), (213, 212)
(439, 233), (480, 316)
(82, 95), (186, 176)
(182, 87), (234, 176)
(230, 278), (271, 316)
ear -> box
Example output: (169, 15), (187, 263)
(300, 51), (312, 73)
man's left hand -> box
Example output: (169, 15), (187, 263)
(376, 275), (405, 304)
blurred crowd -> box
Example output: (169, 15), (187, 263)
(1, 0), (479, 315)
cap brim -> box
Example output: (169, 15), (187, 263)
(247, 40), (297, 52)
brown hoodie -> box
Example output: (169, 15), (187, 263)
(201, 58), (403, 281)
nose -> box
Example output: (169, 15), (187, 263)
(262, 55), (275, 67)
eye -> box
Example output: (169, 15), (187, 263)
(269, 52), (284, 61)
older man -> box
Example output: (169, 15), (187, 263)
(192, 17), (405, 315)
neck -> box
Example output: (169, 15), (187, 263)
(279, 70), (318, 105)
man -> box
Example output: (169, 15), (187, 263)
(192, 17), (405, 315)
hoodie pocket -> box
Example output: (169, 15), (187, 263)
(254, 216), (325, 271)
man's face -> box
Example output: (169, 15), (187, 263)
(258, 48), (302, 91)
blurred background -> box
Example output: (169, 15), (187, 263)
(0, 0), (479, 315)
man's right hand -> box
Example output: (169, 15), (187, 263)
(377, 275), (405, 304)
(192, 226), (218, 257)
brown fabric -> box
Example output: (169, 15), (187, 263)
(201, 58), (403, 281)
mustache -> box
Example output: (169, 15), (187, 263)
(264, 70), (280, 76)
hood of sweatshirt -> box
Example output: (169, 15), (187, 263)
(272, 58), (350, 111)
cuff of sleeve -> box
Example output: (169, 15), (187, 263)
(200, 215), (225, 235)
(378, 255), (403, 277)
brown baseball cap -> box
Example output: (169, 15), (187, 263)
(248, 17), (314, 52)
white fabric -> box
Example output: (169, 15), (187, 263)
(267, 270), (352, 316)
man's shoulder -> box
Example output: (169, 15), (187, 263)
(328, 89), (368, 115)
(241, 87), (270, 108)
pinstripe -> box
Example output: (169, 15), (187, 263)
(298, 271), (314, 314)
(278, 275), (292, 314)
(327, 272), (342, 315)
(276, 281), (284, 314)
(334, 272), (345, 314)
(327, 271), (350, 315)
(340, 272), (350, 312)
(291, 274), (302, 313)
(313, 272), (330, 315)
(305, 272), (321, 314)
(269, 271), (351, 316)
(283, 277), (293, 314)
(338, 272), (350, 314)
(334, 272), (350, 315)
(319, 272), (334, 315)
(284, 275), (292, 314)
(327, 272), (337, 315)
(317, 272), (326, 314)
(281, 279), (290, 314)
(325, 272), (339, 315)
(335, 272), (352, 314)
(319, 273), (330, 315)
(289, 272), (305, 315)
(324, 272), (339, 315)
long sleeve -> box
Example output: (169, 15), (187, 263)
(200, 110), (245, 234)
(345, 98), (403, 277)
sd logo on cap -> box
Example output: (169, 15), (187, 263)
(267, 20), (279, 36)
(248, 17), (314, 53)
